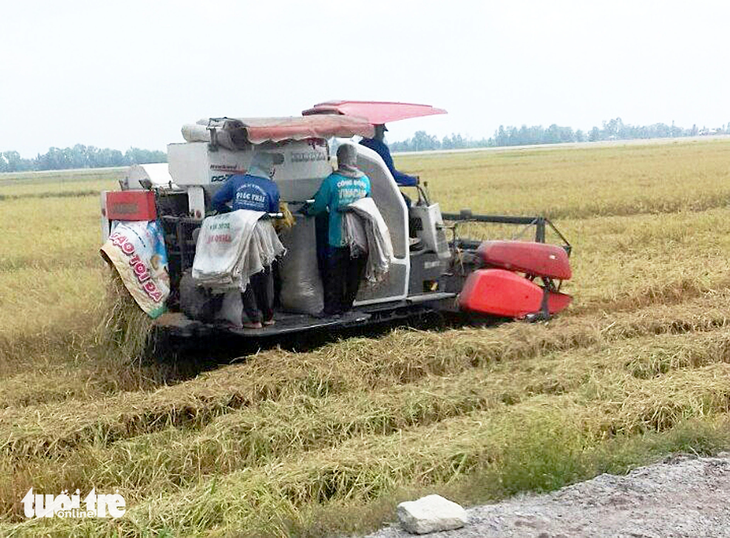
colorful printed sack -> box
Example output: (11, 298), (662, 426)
(100, 221), (170, 318)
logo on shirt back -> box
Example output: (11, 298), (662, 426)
(237, 192), (267, 204)
(235, 182), (269, 210)
(336, 178), (368, 203)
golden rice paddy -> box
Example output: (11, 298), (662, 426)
(1, 139), (730, 537)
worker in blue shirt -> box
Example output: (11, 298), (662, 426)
(211, 151), (284, 329)
(305, 143), (371, 316)
(359, 124), (419, 187)
(211, 152), (283, 214)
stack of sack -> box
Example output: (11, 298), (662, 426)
(342, 197), (394, 283)
(192, 210), (285, 291)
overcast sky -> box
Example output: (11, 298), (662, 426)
(2, 0), (729, 156)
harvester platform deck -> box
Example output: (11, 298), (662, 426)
(230, 311), (371, 337)
(154, 311), (372, 339)
(152, 291), (459, 340)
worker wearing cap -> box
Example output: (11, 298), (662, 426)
(305, 143), (371, 316)
(359, 124), (419, 187)
(212, 151), (283, 214)
(212, 151), (283, 328)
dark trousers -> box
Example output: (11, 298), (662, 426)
(324, 246), (368, 315)
(242, 266), (274, 323)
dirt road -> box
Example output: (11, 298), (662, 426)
(368, 454), (730, 537)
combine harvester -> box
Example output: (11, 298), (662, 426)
(100, 101), (573, 340)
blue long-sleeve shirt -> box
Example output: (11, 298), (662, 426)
(359, 137), (419, 187)
(306, 172), (371, 247)
(211, 174), (280, 214)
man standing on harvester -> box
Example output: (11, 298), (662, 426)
(211, 151), (283, 329)
(359, 124), (419, 187)
(305, 143), (371, 316)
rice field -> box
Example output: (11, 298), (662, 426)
(2, 139), (730, 537)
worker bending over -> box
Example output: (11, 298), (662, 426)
(359, 124), (419, 187)
(212, 151), (283, 329)
(305, 143), (371, 316)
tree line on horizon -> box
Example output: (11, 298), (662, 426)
(2, 118), (728, 173)
(0, 145), (166, 174)
(389, 118), (730, 152)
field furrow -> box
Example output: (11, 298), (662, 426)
(6, 372), (730, 537)
(4, 289), (730, 456)
(5, 322), (730, 524)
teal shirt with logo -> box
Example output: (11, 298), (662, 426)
(306, 172), (371, 247)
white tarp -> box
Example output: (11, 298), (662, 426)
(181, 115), (374, 148)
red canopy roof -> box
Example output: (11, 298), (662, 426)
(302, 100), (447, 125)
(240, 115), (375, 143)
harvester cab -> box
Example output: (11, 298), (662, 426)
(100, 101), (573, 339)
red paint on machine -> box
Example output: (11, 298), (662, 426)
(477, 241), (572, 280)
(105, 191), (157, 222)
